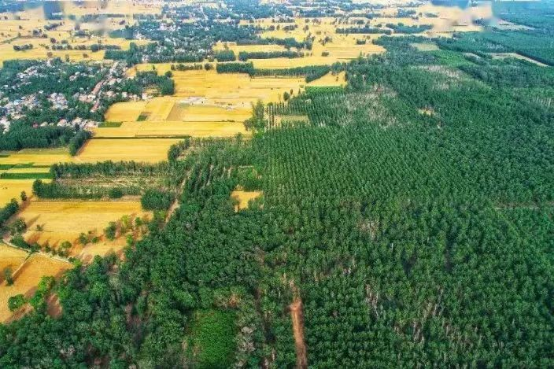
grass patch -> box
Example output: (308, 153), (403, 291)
(98, 122), (123, 128)
(0, 172), (52, 180)
(188, 310), (236, 369)
(431, 50), (475, 67)
(137, 114), (149, 122)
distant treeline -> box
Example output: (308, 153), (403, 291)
(216, 62), (343, 83)
(237, 37), (312, 50)
(238, 51), (303, 61)
(51, 161), (171, 179)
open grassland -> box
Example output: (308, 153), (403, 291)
(0, 253), (71, 323)
(18, 200), (150, 258)
(76, 138), (179, 163)
(411, 42), (440, 51)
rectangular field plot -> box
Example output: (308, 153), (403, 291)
(76, 138), (180, 163)
(94, 121), (248, 138)
(167, 104), (252, 122)
(18, 200), (150, 258)
(171, 70), (306, 105)
(0, 179), (40, 206)
(105, 101), (147, 122)
(0, 148), (72, 166)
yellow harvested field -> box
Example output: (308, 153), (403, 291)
(0, 148), (71, 166)
(0, 179), (37, 206)
(95, 121), (248, 138)
(18, 200), (150, 257)
(0, 40), (105, 67)
(172, 70), (306, 105)
(167, 104), (252, 122)
(77, 138), (179, 163)
(127, 63), (175, 77)
(0, 244), (28, 284)
(0, 254), (71, 323)
(142, 98), (176, 121)
(308, 71), (346, 87)
(231, 190), (262, 211)
(213, 41), (290, 53)
(105, 101), (147, 122)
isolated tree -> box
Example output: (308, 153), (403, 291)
(104, 222), (117, 241)
(8, 294), (26, 312)
(3, 267), (13, 286)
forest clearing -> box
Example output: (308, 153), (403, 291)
(231, 190), (262, 211)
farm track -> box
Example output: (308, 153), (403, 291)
(165, 171), (190, 224)
(290, 297), (308, 369)
(1, 236), (72, 266)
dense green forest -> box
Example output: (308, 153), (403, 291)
(1, 1), (554, 367)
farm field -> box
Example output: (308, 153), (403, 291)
(0, 148), (72, 166)
(17, 200), (150, 258)
(105, 101), (148, 122)
(94, 121), (249, 138)
(0, 244), (28, 284)
(0, 253), (71, 323)
(0, 179), (39, 205)
(76, 138), (180, 163)
(172, 70), (306, 105)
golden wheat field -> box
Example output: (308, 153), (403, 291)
(0, 253), (71, 323)
(18, 200), (150, 256)
(172, 70), (306, 105)
(0, 180), (36, 205)
(76, 138), (180, 163)
(0, 148), (72, 166)
(105, 101), (148, 122)
(95, 121), (249, 139)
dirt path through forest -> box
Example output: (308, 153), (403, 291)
(290, 296), (308, 368)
